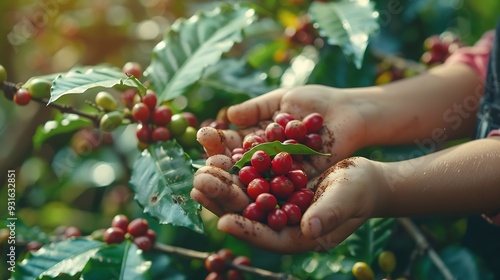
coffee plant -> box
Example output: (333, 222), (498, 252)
(1, 0), (499, 279)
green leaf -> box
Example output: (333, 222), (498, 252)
(12, 238), (105, 279)
(129, 140), (204, 233)
(201, 59), (277, 98)
(309, 0), (379, 68)
(345, 218), (394, 264)
(230, 141), (330, 172)
(81, 241), (151, 280)
(33, 114), (93, 149)
(49, 66), (137, 104)
(144, 4), (257, 102)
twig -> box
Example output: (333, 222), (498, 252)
(154, 242), (300, 280)
(1, 81), (101, 126)
(398, 218), (455, 280)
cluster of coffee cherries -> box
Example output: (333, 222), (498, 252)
(102, 215), (156, 252)
(232, 112), (323, 231)
(205, 248), (252, 280)
(421, 32), (463, 66)
(0, 63), (52, 106)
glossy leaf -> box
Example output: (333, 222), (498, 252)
(129, 140), (204, 233)
(12, 238), (104, 279)
(144, 4), (257, 102)
(345, 218), (395, 264)
(81, 241), (151, 280)
(230, 141), (330, 172)
(33, 114), (93, 149)
(49, 66), (136, 104)
(309, 0), (379, 68)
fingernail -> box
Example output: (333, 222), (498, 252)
(309, 217), (322, 239)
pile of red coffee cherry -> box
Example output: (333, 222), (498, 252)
(232, 112), (323, 231)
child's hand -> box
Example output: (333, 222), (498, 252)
(196, 85), (370, 176)
(192, 156), (386, 253)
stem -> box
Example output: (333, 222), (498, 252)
(154, 242), (300, 280)
(398, 218), (455, 280)
(1, 81), (101, 126)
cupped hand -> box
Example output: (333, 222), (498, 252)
(191, 156), (386, 254)
(197, 85), (369, 176)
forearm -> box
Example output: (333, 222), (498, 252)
(375, 137), (500, 217)
(346, 63), (484, 147)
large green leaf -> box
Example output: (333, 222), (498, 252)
(345, 218), (394, 264)
(81, 241), (151, 280)
(129, 140), (204, 233)
(12, 238), (104, 279)
(309, 0), (379, 68)
(33, 114), (93, 149)
(49, 66), (136, 104)
(144, 4), (257, 102)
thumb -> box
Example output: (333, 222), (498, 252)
(227, 88), (286, 126)
(301, 176), (359, 239)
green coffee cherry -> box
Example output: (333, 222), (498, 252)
(28, 78), (52, 98)
(0, 65), (7, 83)
(168, 114), (188, 137)
(99, 111), (123, 132)
(378, 251), (396, 275)
(352, 262), (374, 280)
(95, 91), (118, 111)
(177, 126), (198, 148)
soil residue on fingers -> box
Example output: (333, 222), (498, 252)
(217, 129), (226, 146)
(311, 158), (357, 201)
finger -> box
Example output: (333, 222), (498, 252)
(193, 167), (250, 212)
(206, 154), (234, 171)
(197, 127), (242, 156)
(227, 88), (287, 127)
(301, 172), (361, 239)
(190, 189), (225, 217)
(217, 214), (365, 254)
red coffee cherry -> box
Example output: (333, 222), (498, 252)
(111, 214), (129, 232)
(226, 269), (245, 280)
(274, 112), (294, 128)
(205, 253), (226, 273)
(122, 62), (142, 78)
(242, 134), (265, 151)
(136, 124), (152, 143)
(281, 203), (302, 225)
(238, 166), (261, 186)
(247, 178), (270, 200)
(304, 133), (322, 151)
(152, 105), (173, 126)
(134, 235), (153, 251)
(284, 120), (307, 142)
(103, 227), (125, 244)
(217, 248), (235, 262)
(286, 189), (314, 212)
(14, 88), (31, 106)
(265, 122), (286, 142)
(267, 209), (288, 231)
(132, 103), (150, 122)
(271, 152), (293, 176)
(287, 169), (308, 190)
(232, 256), (252, 266)
(270, 175), (294, 199)
(142, 90), (157, 110)
(302, 112), (323, 133)
(64, 226), (81, 238)
(146, 229), (156, 243)
(243, 202), (266, 222)
(250, 150), (271, 173)
(151, 127), (171, 142)
(255, 193), (277, 212)
(127, 218), (149, 237)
